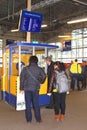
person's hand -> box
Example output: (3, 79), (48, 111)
(47, 93), (51, 96)
(20, 90), (24, 94)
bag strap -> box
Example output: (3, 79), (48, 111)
(26, 67), (39, 84)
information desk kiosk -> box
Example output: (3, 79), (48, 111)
(1, 42), (58, 110)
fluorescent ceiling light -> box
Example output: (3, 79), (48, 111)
(58, 35), (70, 38)
(11, 29), (19, 32)
(67, 18), (87, 24)
(41, 24), (47, 28)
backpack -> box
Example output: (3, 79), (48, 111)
(55, 70), (69, 93)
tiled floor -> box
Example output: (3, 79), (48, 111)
(0, 89), (87, 130)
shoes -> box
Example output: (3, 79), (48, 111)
(54, 115), (60, 121)
(27, 121), (31, 123)
(81, 87), (86, 89)
(60, 114), (65, 121)
(78, 89), (82, 91)
(45, 106), (54, 109)
(54, 114), (65, 121)
(36, 120), (42, 123)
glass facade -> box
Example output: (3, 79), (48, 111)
(48, 28), (87, 63)
(0, 39), (2, 67)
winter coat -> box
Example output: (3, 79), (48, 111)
(48, 70), (57, 93)
(20, 63), (46, 91)
(47, 61), (54, 88)
(70, 62), (82, 74)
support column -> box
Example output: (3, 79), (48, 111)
(26, 0), (31, 42)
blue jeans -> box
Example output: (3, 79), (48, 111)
(25, 90), (41, 122)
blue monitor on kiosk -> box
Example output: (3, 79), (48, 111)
(6, 39), (15, 46)
(19, 10), (43, 32)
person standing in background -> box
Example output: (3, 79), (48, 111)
(81, 59), (87, 89)
(20, 56), (46, 123)
(44, 56), (54, 109)
(69, 59), (82, 91)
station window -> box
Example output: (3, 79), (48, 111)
(84, 38), (87, 47)
(72, 49), (77, 58)
(0, 39), (2, 67)
(84, 48), (87, 57)
(48, 28), (87, 63)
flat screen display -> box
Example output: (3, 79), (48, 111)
(62, 40), (71, 51)
(19, 10), (43, 32)
(6, 39), (15, 46)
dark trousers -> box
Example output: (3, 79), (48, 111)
(71, 74), (80, 90)
(77, 78), (81, 90)
(53, 92), (66, 115)
(47, 94), (54, 107)
(47, 80), (54, 108)
(82, 76), (86, 88)
(77, 75), (86, 90)
(71, 76), (76, 90)
(25, 90), (41, 122)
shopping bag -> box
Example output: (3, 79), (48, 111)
(16, 92), (26, 111)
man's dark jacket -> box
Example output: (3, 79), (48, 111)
(20, 63), (46, 91)
(47, 61), (54, 88)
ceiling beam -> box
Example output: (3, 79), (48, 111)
(0, 0), (62, 22)
(72, 0), (87, 6)
(32, 0), (62, 10)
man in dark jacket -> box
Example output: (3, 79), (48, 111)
(44, 56), (54, 109)
(81, 59), (87, 89)
(20, 56), (46, 123)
